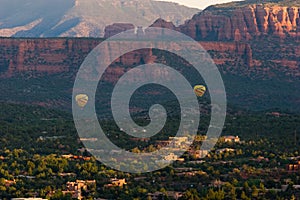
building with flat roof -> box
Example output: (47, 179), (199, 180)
(63, 180), (96, 200)
(223, 136), (240, 143)
(105, 178), (127, 187)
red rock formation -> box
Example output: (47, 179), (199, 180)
(104, 23), (135, 38)
(0, 38), (254, 78)
(1, 27), (300, 81)
(150, 18), (178, 30)
(200, 42), (253, 67)
(0, 38), (101, 76)
(179, 5), (300, 41)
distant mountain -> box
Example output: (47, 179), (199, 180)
(0, 0), (200, 37)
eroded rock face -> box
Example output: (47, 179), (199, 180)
(0, 38), (101, 76)
(179, 5), (300, 41)
(0, 38), (254, 78)
(6, 37), (300, 84)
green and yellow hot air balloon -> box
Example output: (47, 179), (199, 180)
(75, 94), (89, 108)
(194, 85), (206, 97)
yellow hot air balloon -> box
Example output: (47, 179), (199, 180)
(194, 85), (206, 97)
(75, 94), (89, 108)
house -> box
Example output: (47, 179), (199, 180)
(190, 149), (209, 159)
(216, 148), (235, 154)
(4, 179), (16, 187)
(62, 190), (81, 200)
(164, 153), (184, 162)
(156, 137), (190, 148)
(66, 181), (84, 191)
(62, 154), (91, 161)
(287, 161), (300, 172)
(223, 136), (240, 143)
(73, 155), (91, 161)
(105, 178), (127, 187)
(63, 180), (96, 200)
(62, 154), (74, 159)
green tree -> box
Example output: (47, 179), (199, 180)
(183, 188), (200, 200)
(251, 185), (259, 198)
(241, 191), (250, 200)
(243, 181), (250, 194)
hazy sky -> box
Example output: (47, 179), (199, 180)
(159, 0), (243, 9)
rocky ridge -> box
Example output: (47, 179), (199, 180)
(180, 4), (300, 41)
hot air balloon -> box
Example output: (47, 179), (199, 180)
(75, 94), (89, 108)
(194, 85), (206, 97)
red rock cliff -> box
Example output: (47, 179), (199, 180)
(179, 4), (300, 41)
(0, 37), (254, 78)
(0, 38), (101, 76)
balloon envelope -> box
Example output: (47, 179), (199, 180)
(75, 94), (89, 108)
(194, 85), (206, 97)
